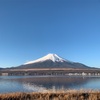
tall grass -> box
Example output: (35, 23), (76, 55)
(0, 90), (100, 100)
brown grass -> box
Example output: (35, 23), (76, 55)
(0, 90), (100, 100)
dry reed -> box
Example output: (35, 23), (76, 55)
(0, 90), (100, 100)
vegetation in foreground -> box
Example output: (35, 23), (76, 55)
(0, 90), (100, 100)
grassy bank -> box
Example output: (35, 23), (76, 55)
(0, 90), (100, 100)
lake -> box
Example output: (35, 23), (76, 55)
(0, 76), (100, 93)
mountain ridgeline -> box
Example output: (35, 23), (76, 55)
(16, 54), (91, 69)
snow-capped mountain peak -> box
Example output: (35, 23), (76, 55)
(24, 53), (70, 65)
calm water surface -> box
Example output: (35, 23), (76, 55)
(0, 76), (100, 93)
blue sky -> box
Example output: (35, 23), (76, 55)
(0, 0), (100, 68)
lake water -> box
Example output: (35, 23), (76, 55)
(0, 76), (100, 93)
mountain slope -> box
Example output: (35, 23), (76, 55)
(16, 53), (91, 69)
(0, 68), (3, 70)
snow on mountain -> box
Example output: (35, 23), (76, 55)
(24, 53), (72, 65)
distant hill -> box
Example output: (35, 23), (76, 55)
(0, 68), (3, 70)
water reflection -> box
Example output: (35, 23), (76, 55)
(23, 83), (48, 92)
(0, 76), (100, 93)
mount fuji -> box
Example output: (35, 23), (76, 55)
(24, 53), (71, 64)
(16, 53), (91, 69)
